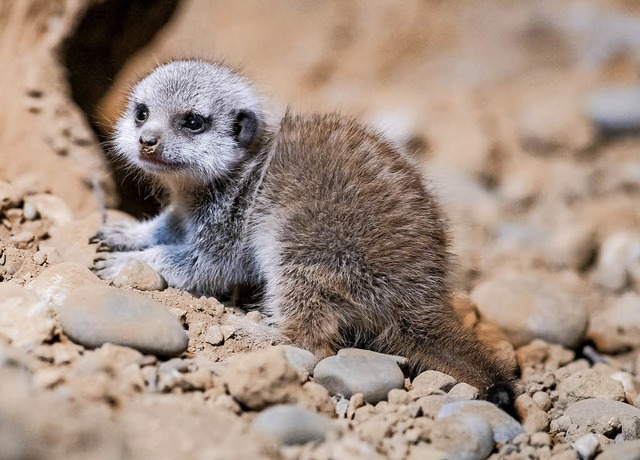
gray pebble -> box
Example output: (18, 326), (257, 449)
(252, 404), (332, 445)
(438, 400), (524, 443)
(313, 348), (405, 404)
(112, 259), (167, 291)
(471, 273), (588, 348)
(430, 414), (494, 460)
(572, 433), (599, 460)
(412, 370), (457, 397)
(56, 286), (188, 357)
(276, 345), (319, 374)
(587, 85), (640, 133)
(204, 326), (224, 346)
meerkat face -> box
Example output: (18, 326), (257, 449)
(113, 60), (264, 183)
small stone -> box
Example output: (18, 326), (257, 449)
(532, 391), (551, 411)
(388, 388), (410, 405)
(592, 232), (640, 292)
(246, 310), (263, 322)
(437, 400), (524, 443)
(23, 193), (72, 227)
(557, 369), (625, 403)
(56, 286), (188, 357)
(471, 273), (588, 347)
(448, 382), (479, 400)
(347, 393), (365, 420)
(313, 348), (405, 404)
(572, 433), (599, 460)
(32, 250), (47, 266)
(597, 439), (640, 460)
(545, 223), (596, 271)
(22, 202), (38, 220)
(275, 345), (319, 374)
(622, 416), (640, 441)
(588, 293), (640, 353)
(587, 85), (640, 133)
(9, 230), (35, 248)
(252, 404), (332, 445)
(430, 414), (494, 460)
(204, 325), (224, 346)
(411, 370), (457, 397)
(530, 432), (551, 447)
(223, 347), (303, 410)
(219, 325), (237, 340)
(515, 394), (549, 433)
(112, 259), (167, 291)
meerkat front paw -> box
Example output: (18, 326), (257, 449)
(90, 220), (149, 252)
(92, 252), (137, 280)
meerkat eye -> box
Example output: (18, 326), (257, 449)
(183, 113), (206, 133)
(134, 104), (149, 124)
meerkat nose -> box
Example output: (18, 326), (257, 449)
(139, 134), (159, 147)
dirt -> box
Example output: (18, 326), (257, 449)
(1, 0), (640, 459)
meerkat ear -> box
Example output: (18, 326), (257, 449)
(232, 109), (258, 148)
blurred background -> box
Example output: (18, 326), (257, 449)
(2, 0), (640, 287)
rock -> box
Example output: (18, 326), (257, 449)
(275, 345), (319, 374)
(27, 262), (100, 305)
(223, 347), (304, 410)
(252, 404), (332, 445)
(0, 284), (56, 350)
(565, 399), (640, 434)
(598, 439), (640, 460)
(588, 294), (640, 353)
(56, 286), (188, 357)
(470, 273), (588, 347)
(518, 96), (594, 155)
(592, 232), (640, 292)
(557, 369), (626, 403)
(411, 370), (457, 397)
(23, 193), (73, 228)
(112, 259), (167, 291)
(9, 230), (35, 248)
(437, 400), (524, 443)
(587, 85), (640, 133)
(204, 326), (224, 346)
(448, 383), (479, 400)
(572, 433), (599, 460)
(515, 394), (549, 433)
(313, 348), (405, 404)
(429, 414), (494, 460)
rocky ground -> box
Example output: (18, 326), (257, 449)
(2, 1), (640, 459)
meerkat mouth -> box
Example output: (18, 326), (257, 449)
(139, 151), (185, 171)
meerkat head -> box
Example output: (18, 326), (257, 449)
(114, 60), (266, 184)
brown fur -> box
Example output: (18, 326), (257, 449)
(250, 112), (515, 394)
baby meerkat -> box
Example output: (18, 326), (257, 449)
(93, 59), (516, 408)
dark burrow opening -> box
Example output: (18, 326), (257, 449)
(60, 0), (181, 218)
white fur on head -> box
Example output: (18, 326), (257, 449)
(113, 60), (265, 186)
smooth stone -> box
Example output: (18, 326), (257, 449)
(592, 232), (640, 292)
(430, 414), (494, 460)
(252, 404), (332, 445)
(565, 399), (640, 430)
(437, 400), (524, 443)
(275, 345), (319, 374)
(0, 284), (56, 350)
(588, 293), (640, 353)
(204, 325), (224, 346)
(313, 348), (405, 404)
(112, 259), (167, 291)
(572, 433), (599, 460)
(598, 439), (640, 460)
(587, 85), (640, 133)
(27, 261), (100, 305)
(56, 286), (188, 357)
(470, 273), (588, 348)
(412, 370), (457, 397)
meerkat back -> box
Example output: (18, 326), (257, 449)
(251, 112), (515, 405)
